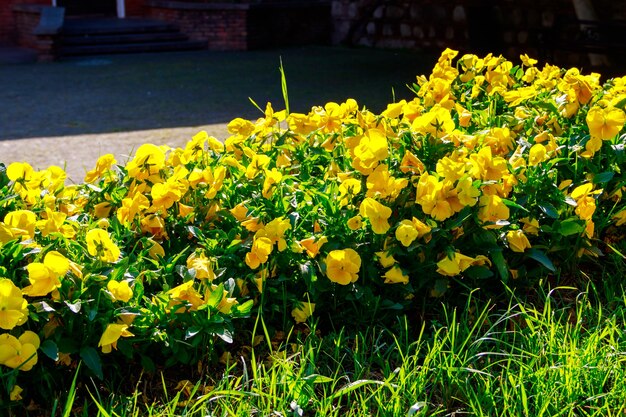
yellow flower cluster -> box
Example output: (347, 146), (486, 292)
(1, 48), (625, 394)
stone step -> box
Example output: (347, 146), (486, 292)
(57, 40), (206, 56)
(61, 18), (179, 36)
(62, 31), (189, 45)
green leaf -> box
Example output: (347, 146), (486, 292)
(215, 327), (233, 344)
(64, 300), (82, 314)
(41, 340), (59, 361)
(80, 346), (103, 380)
(526, 248), (556, 272)
(539, 203), (559, 219)
(206, 284), (224, 308)
(185, 326), (202, 340)
(234, 299), (254, 316)
(501, 198), (528, 213)
(592, 171), (614, 184)
(490, 249), (509, 282)
(464, 265), (494, 280)
(302, 374), (333, 384)
(557, 218), (585, 236)
(140, 355), (156, 372)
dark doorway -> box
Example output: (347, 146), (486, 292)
(57, 0), (116, 16)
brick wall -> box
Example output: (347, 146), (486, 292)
(332, 0), (626, 66)
(146, 1), (330, 51)
(0, 0), (48, 43)
(147, 2), (247, 50)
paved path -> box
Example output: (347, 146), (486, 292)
(0, 47), (438, 182)
(0, 124), (229, 183)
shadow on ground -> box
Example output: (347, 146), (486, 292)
(0, 46), (438, 140)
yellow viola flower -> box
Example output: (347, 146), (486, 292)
(412, 105), (455, 138)
(520, 217), (540, 235)
(613, 210), (626, 226)
(256, 217), (291, 252)
(4, 210), (37, 241)
(140, 214), (168, 240)
(506, 230), (531, 252)
(359, 197), (392, 234)
(351, 128), (389, 175)
(376, 251), (396, 268)
(399, 150), (425, 174)
(167, 281), (204, 313)
(469, 146), (508, 181)
(395, 220), (419, 247)
(586, 106), (625, 140)
(86, 228), (121, 263)
(383, 266), (409, 284)
(146, 239), (165, 260)
(84, 154), (116, 183)
(186, 252), (215, 281)
(528, 144), (548, 166)
(325, 249), (361, 285)
(107, 280), (133, 303)
(10, 385), (23, 401)
(0, 331), (40, 371)
(125, 144), (166, 181)
(366, 164), (408, 200)
(245, 237), (273, 269)
(151, 181), (182, 211)
(0, 279), (28, 330)
(245, 154), (271, 180)
(291, 301), (315, 324)
(298, 236), (328, 258)
(477, 194), (510, 228)
(229, 203), (248, 221)
(117, 192), (150, 225)
(23, 251), (70, 297)
(347, 215), (363, 231)
(436, 252), (476, 276)
(6, 161), (34, 183)
(455, 177), (480, 207)
(262, 168), (283, 199)
(338, 178), (362, 207)
(98, 323), (134, 354)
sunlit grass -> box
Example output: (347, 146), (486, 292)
(50, 274), (626, 417)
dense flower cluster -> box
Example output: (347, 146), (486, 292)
(0, 49), (625, 401)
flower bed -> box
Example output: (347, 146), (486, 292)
(1, 49), (625, 403)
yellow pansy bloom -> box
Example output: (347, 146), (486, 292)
(186, 252), (215, 281)
(84, 153), (116, 183)
(436, 252), (476, 276)
(0, 279), (28, 330)
(506, 230), (531, 252)
(86, 229), (121, 263)
(245, 237), (273, 270)
(0, 331), (40, 371)
(325, 249), (361, 285)
(291, 301), (316, 324)
(586, 106), (625, 140)
(98, 324), (134, 354)
(298, 236), (328, 258)
(395, 220), (419, 247)
(107, 280), (133, 303)
(383, 266), (409, 284)
(359, 197), (392, 234)
(23, 251), (70, 297)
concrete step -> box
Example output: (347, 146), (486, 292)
(62, 31), (189, 45)
(58, 40), (206, 56)
(61, 18), (179, 36)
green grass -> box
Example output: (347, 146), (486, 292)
(45, 273), (626, 417)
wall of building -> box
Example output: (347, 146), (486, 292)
(0, 0), (47, 43)
(331, 0), (626, 66)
